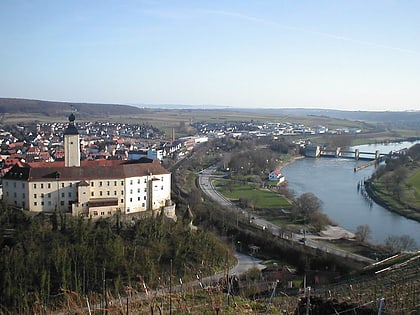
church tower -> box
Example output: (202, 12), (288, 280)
(64, 113), (80, 167)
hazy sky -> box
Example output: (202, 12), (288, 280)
(1, 0), (419, 111)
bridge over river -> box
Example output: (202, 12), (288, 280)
(304, 145), (408, 171)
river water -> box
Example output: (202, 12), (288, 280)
(282, 141), (420, 246)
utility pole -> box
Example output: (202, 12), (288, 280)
(103, 267), (107, 315)
(306, 286), (311, 315)
(377, 297), (385, 315)
(169, 259), (172, 315)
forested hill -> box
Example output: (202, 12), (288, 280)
(0, 98), (144, 117)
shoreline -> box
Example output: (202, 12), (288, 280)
(364, 180), (420, 223)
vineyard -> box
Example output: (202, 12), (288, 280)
(24, 252), (418, 314)
(312, 252), (420, 314)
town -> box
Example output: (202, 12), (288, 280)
(0, 117), (361, 173)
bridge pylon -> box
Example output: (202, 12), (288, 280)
(335, 147), (341, 158)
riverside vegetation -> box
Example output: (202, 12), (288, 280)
(367, 143), (420, 223)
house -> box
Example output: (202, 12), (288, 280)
(268, 169), (286, 184)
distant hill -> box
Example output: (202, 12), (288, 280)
(1, 98), (419, 130)
(234, 108), (420, 129)
(0, 98), (144, 118)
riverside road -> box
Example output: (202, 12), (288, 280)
(198, 166), (375, 265)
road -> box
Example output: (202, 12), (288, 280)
(198, 166), (375, 265)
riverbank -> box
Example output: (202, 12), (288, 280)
(364, 180), (420, 223)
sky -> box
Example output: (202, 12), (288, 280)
(1, 0), (419, 111)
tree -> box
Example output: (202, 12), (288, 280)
(355, 224), (371, 242)
(294, 192), (322, 219)
(385, 234), (417, 252)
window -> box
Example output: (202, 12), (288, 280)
(61, 201), (64, 206)
(130, 189), (133, 194)
(61, 183), (64, 188)
(144, 188), (147, 192)
(13, 182), (16, 188)
(144, 178), (147, 183)
(48, 183), (51, 189)
(161, 186), (164, 190)
(34, 202), (37, 206)
(41, 183), (44, 189)
(100, 191), (103, 196)
(161, 177), (164, 181)
(22, 193), (25, 198)
(120, 199), (124, 203)
(34, 194), (37, 198)
(121, 190), (124, 195)
(99, 181), (103, 187)
(130, 198), (132, 202)
(91, 182), (94, 187)
(69, 183), (72, 187)
(130, 180), (133, 185)
(138, 197), (141, 201)
(142, 203), (145, 207)
(41, 193), (44, 198)
(107, 191), (110, 196)
(137, 179), (140, 184)
(107, 181), (110, 186)
(121, 181), (124, 185)
(114, 191), (117, 195)
(93, 211), (98, 216)
(41, 201), (44, 206)
(61, 192), (65, 198)
(33, 183), (37, 189)
(48, 193), (51, 198)
(114, 181), (117, 186)
(14, 192), (17, 198)
(91, 192), (94, 196)
(101, 212), (105, 215)
(143, 196), (146, 200)
(22, 183), (25, 188)
(68, 192), (72, 197)
(48, 201), (51, 206)
(138, 188), (141, 193)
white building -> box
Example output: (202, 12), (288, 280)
(268, 169), (286, 184)
(2, 115), (175, 219)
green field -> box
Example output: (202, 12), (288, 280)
(372, 167), (420, 222)
(213, 179), (291, 209)
(406, 169), (420, 206)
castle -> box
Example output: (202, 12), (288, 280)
(2, 114), (175, 219)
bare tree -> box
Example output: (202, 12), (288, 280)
(355, 224), (371, 242)
(385, 234), (417, 252)
(294, 192), (322, 218)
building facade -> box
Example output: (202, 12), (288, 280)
(2, 115), (175, 219)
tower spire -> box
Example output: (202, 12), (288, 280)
(64, 113), (80, 167)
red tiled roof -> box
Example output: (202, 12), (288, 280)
(5, 159), (170, 181)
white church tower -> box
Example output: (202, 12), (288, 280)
(64, 113), (80, 167)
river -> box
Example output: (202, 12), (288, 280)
(282, 141), (420, 246)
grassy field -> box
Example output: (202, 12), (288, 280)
(406, 168), (420, 206)
(213, 178), (291, 209)
(372, 169), (420, 222)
